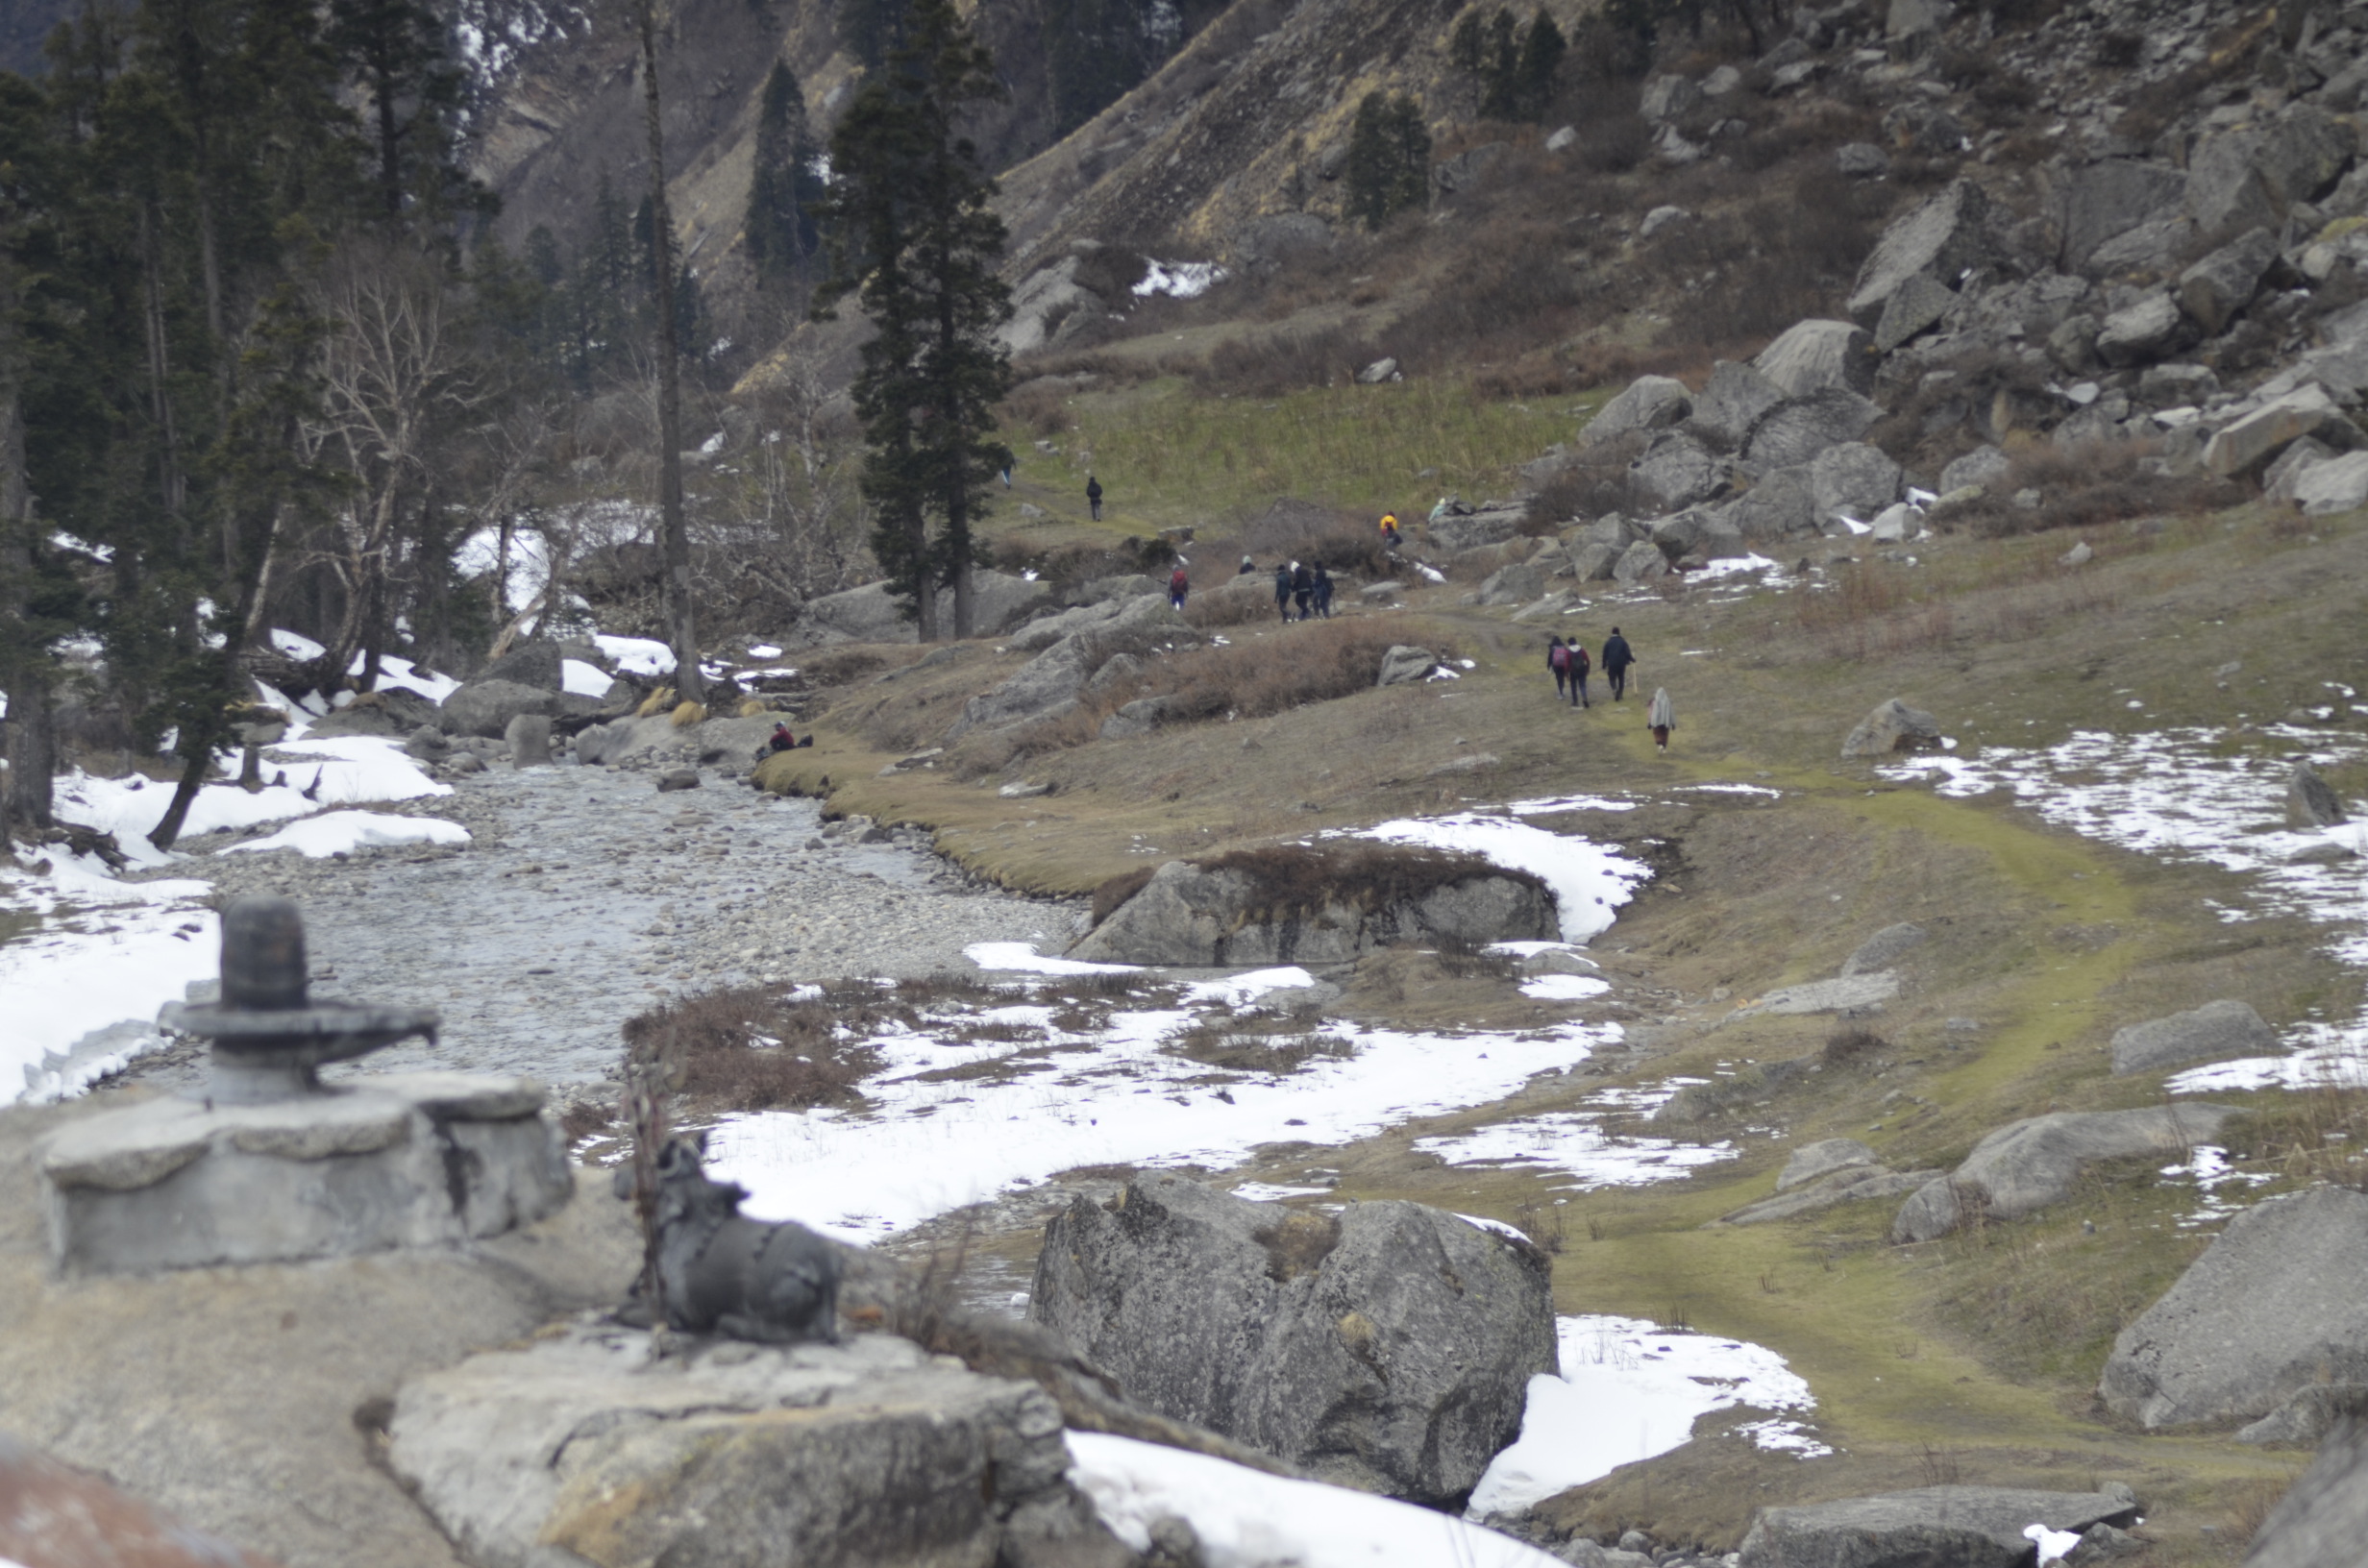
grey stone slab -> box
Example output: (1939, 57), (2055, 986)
(1890, 1104), (2239, 1243)
(1738, 1486), (2138, 1568)
(2110, 998), (2280, 1075)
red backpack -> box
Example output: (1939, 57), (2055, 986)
(1573, 645), (1591, 674)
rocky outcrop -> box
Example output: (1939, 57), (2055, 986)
(1578, 375), (1690, 448)
(2289, 763), (2349, 828)
(2245, 1405), (2368, 1568)
(949, 636), (1098, 740)
(2100, 1186), (2368, 1430)
(437, 678), (566, 738)
(2109, 999), (2279, 1076)
(1890, 1105), (2240, 1244)
(1752, 321), (1877, 398)
(1071, 844), (1555, 965)
(1737, 1485), (2139, 1568)
(795, 572), (1053, 648)
(388, 1324), (1134, 1568)
(1844, 180), (1997, 328)
(1716, 1164), (1934, 1227)
(1376, 645), (1440, 686)
(1028, 1175), (1555, 1508)
(1839, 698), (1942, 759)
(1841, 922), (1927, 977)
(1780, 1139), (1879, 1191)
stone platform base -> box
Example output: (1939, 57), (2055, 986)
(388, 1324), (1135, 1568)
(37, 1072), (571, 1276)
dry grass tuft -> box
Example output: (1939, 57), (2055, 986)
(737, 697), (770, 718)
(1169, 1017), (1357, 1075)
(1932, 441), (2244, 539)
(635, 686), (677, 719)
(670, 701), (708, 727)
(623, 985), (885, 1113)
(1251, 1209), (1344, 1282)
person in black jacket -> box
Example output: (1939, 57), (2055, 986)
(1273, 562), (1294, 621)
(1311, 563), (1334, 619)
(1086, 475), (1103, 521)
(1291, 560), (1315, 621)
(1600, 626), (1635, 701)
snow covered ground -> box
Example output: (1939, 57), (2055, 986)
(1886, 725), (2368, 1090)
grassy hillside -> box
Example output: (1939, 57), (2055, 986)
(750, 395), (2368, 1558)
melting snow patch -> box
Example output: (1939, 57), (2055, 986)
(2158, 1144), (2280, 1227)
(1520, 973), (1610, 1000)
(222, 811), (470, 859)
(1466, 1315), (1823, 1518)
(963, 941), (1142, 975)
(562, 659), (613, 698)
(1348, 814), (1652, 943)
(703, 1010), (1617, 1245)
(1504, 793), (1638, 815)
(594, 635), (677, 676)
(1132, 260), (1226, 300)
(1414, 1112), (1732, 1190)
(2026, 1524), (2083, 1564)
(1070, 1433), (1562, 1567)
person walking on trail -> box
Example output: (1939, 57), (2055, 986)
(1311, 563), (1334, 619)
(1569, 637), (1592, 708)
(1600, 626), (1635, 701)
(1291, 559), (1315, 621)
(1273, 562), (1294, 621)
(1168, 559), (1190, 611)
(1547, 636), (1572, 703)
(1086, 475), (1103, 521)
(1647, 687), (1675, 752)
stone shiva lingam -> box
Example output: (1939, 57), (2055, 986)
(37, 897), (573, 1277)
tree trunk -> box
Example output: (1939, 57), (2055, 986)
(0, 262), (53, 839)
(5, 673), (56, 835)
(637, 0), (703, 701)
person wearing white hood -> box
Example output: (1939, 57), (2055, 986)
(1647, 687), (1674, 751)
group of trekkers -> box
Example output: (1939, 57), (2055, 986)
(1546, 628), (1673, 750)
(1270, 560), (1334, 622)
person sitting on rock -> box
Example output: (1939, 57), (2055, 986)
(756, 723), (808, 762)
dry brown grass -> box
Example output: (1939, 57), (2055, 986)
(623, 985), (886, 1113)
(1168, 1017), (1357, 1075)
(1932, 442), (2245, 540)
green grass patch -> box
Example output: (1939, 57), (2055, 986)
(1004, 376), (1587, 528)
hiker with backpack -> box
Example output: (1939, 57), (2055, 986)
(1568, 637), (1591, 708)
(1601, 626), (1635, 701)
(1169, 559), (1190, 611)
(1547, 637), (1572, 703)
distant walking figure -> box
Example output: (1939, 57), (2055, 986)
(1547, 637), (1572, 702)
(1379, 513), (1403, 552)
(1291, 559), (1315, 621)
(1273, 562), (1294, 621)
(1311, 563), (1334, 619)
(1169, 559), (1190, 611)
(1086, 474), (1103, 521)
(1647, 687), (1674, 752)
(1569, 638), (1591, 708)
(1601, 626), (1635, 701)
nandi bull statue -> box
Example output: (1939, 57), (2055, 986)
(615, 1134), (843, 1344)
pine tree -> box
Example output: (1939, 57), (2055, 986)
(813, 0), (1013, 641)
(1511, 9), (1566, 121)
(746, 61), (824, 293)
(1344, 92), (1430, 232)
(1459, 6), (1564, 123)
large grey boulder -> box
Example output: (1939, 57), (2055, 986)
(2237, 1384), (2368, 1448)
(1744, 388), (1883, 469)
(438, 678), (563, 738)
(1685, 360), (1788, 452)
(1715, 1166), (1935, 1227)
(1612, 538), (1670, 584)
(1727, 467), (1817, 540)
(2245, 1405), (2368, 1566)
(2179, 227), (2281, 335)
(1937, 445), (2011, 495)
(1737, 1486), (2139, 1568)
(1072, 846), (1557, 965)
(477, 641), (565, 691)
(1809, 442), (1903, 526)
(503, 713), (552, 769)
(1780, 1139), (1880, 1192)
(2204, 384), (2367, 478)
(2054, 159), (2190, 273)
(1753, 321), (1878, 398)
(1430, 505), (1530, 552)
(1580, 375), (1692, 448)
(2294, 451), (2368, 516)
(1631, 430), (1723, 512)
(2094, 291), (2188, 368)
(1376, 645), (1439, 686)
(2289, 763), (2349, 828)
(2109, 999), (2279, 1075)
(389, 1324), (1130, 1568)
(1845, 180), (1996, 327)
(947, 635), (1095, 739)
(1029, 1175), (1556, 1507)
(2185, 131), (2283, 240)
(1842, 922), (1926, 977)
(1008, 596), (1129, 653)
(1840, 698), (1941, 758)
(1889, 1104), (2239, 1243)
(1872, 270), (1960, 353)
(1479, 560), (1548, 606)
(1731, 972), (1900, 1017)
(2101, 1187), (2368, 1429)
